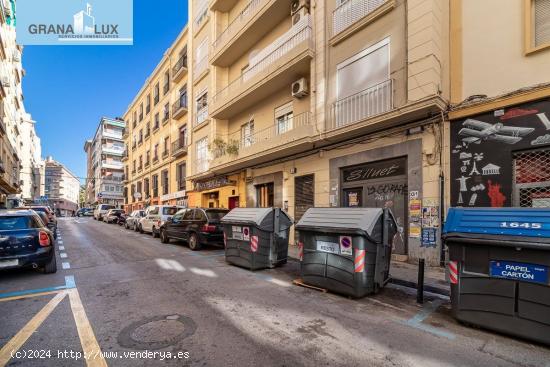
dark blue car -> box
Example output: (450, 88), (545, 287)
(0, 210), (57, 273)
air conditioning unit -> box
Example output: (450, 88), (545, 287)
(292, 78), (309, 98)
(292, 7), (309, 26)
(291, 0), (310, 15)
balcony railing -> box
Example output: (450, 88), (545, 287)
(172, 138), (188, 157)
(145, 160), (150, 168)
(333, 0), (386, 36)
(138, 165), (143, 172)
(212, 20), (312, 105)
(172, 56), (188, 81)
(193, 56), (209, 80)
(172, 97), (188, 119)
(328, 79), (393, 130)
(153, 155), (159, 163)
(212, 112), (313, 160)
(212, 0), (264, 53)
(162, 149), (169, 159)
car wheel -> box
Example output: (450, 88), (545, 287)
(160, 228), (170, 244)
(139, 224), (144, 234)
(134, 223), (139, 232)
(43, 253), (57, 274)
(152, 227), (159, 238)
(188, 233), (202, 251)
(125, 222), (129, 229)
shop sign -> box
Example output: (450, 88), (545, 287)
(342, 157), (406, 183)
(194, 177), (236, 191)
(160, 190), (186, 202)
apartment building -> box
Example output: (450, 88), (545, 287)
(19, 112), (44, 203)
(183, 0), (449, 265)
(85, 117), (126, 207)
(448, 0), (550, 211)
(122, 27), (190, 211)
(44, 157), (80, 216)
(0, 0), (22, 206)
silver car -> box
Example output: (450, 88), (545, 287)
(125, 210), (145, 231)
(139, 205), (183, 237)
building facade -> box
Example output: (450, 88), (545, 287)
(448, 0), (550, 211)
(86, 117), (126, 207)
(44, 157), (80, 216)
(122, 27), (189, 212)
(19, 112), (44, 203)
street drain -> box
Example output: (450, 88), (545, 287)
(118, 314), (197, 350)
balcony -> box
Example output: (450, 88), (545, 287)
(172, 97), (188, 119)
(103, 130), (123, 140)
(102, 160), (124, 170)
(145, 160), (150, 168)
(153, 155), (159, 164)
(211, 0), (293, 67)
(122, 128), (129, 139)
(162, 113), (170, 124)
(145, 130), (151, 139)
(326, 79), (393, 131)
(211, 21), (313, 120)
(121, 150), (129, 162)
(138, 165), (143, 173)
(103, 145), (125, 156)
(210, 112), (314, 173)
(194, 159), (209, 175)
(171, 138), (188, 158)
(172, 56), (188, 82)
(162, 149), (169, 159)
(332, 0), (392, 41)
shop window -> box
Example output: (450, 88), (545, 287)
(295, 174), (314, 221)
(256, 183), (274, 208)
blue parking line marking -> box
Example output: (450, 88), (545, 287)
(403, 300), (455, 340)
(65, 275), (76, 288)
(0, 275), (77, 299)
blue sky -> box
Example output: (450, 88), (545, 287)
(21, 0), (188, 183)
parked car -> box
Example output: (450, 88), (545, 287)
(0, 209), (56, 273)
(19, 206), (57, 239)
(76, 208), (93, 217)
(139, 205), (184, 237)
(94, 204), (115, 221)
(104, 209), (125, 224)
(117, 212), (127, 226)
(159, 208), (229, 250)
(125, 210), (145, 231)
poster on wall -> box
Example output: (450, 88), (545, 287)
(450, 99), (550, 207)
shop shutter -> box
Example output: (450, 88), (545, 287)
(535, 0), (550, 47)
(295, 174), (314, 222)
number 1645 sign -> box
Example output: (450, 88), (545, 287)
(500, 222), (542, 229)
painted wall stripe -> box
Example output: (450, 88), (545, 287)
(0, 292), (67, 366)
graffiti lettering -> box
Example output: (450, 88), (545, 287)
(366, 184), (408, 199)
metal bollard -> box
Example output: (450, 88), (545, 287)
(417, 258), (425, 304)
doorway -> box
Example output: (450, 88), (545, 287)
(228, 196), (239, 210)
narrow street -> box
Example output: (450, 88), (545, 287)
(1, 218), (549, 367)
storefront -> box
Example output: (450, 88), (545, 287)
(160, 190), (187, 207)
(450, 99), (550, 208)
(246, 172), (284, 208)
(191, 173), (245, 209)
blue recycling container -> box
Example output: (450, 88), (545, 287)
(443, 208), (550, 345)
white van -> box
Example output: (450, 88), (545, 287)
(94, 204), (116, 221)
(139, 205), (183, 237)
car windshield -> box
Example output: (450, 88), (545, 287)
(112, 210), (124, 214)
(103, 205), (115, 210)
(162, 207), (179, 215)
(206, 210), (229, 220)
(0, 216), (31, 230)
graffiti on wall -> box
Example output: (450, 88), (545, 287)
(450, 100), (550, 207)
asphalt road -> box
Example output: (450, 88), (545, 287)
(1, 217), (550, 367)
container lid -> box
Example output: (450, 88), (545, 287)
(443, 208), (550, 244)
(221, 207), (293, 231)
(296, 208), (392, 237)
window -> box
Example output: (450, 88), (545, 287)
(153, 144), (159, 161)
(154, 113), (160, 130)
(177, 163), (186, 190)
(241, 120), (254, 147)
(183, 209), (194, 220)
(275, 103), (293, 135)
(146, 94), (151, 114)
(152, 175), (159, 197)
(163, 103), (170, 122)
(154, 83), (160, 104)
(162, 169), (169, 195)
(335, 38), (391, 126)
(526, 0), (550, 53)
(139, 104), (143, 121)
(132, 160), (136, 172)
(196, 137), (208, 171)
(196, 90), (208, 126)
(145, 150), (150, 165)
(145, 121), (150, 137)
(139, 155), (143, 169)
(164, 137), (169, 156)
(179, 126), (187, 146)
(194, 38), (208, 77)
(137, 181), (142, 195)
(256, 183), (274, 208)
(139, 129), (143, 144)
(144, 178), (150, 198)
(133, 111), (137, 128)
(163, 70), (170, 94)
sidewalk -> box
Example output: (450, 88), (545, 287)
(287, 245), (449, 296)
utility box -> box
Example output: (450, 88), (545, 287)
(295, 208), (397, 298)
(443, 208), (550, 345)
(221, 208), (293, 270)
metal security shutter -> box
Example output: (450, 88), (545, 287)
(513, 149), (550, 207)
(295, 174), (314, 222)
(535, 0), (550, 47)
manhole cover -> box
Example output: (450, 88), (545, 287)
(118, 314), (197, 350)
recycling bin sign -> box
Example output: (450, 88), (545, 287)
(490, 261), (548, 285)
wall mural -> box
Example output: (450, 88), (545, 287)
(450, 99), (550, 207)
